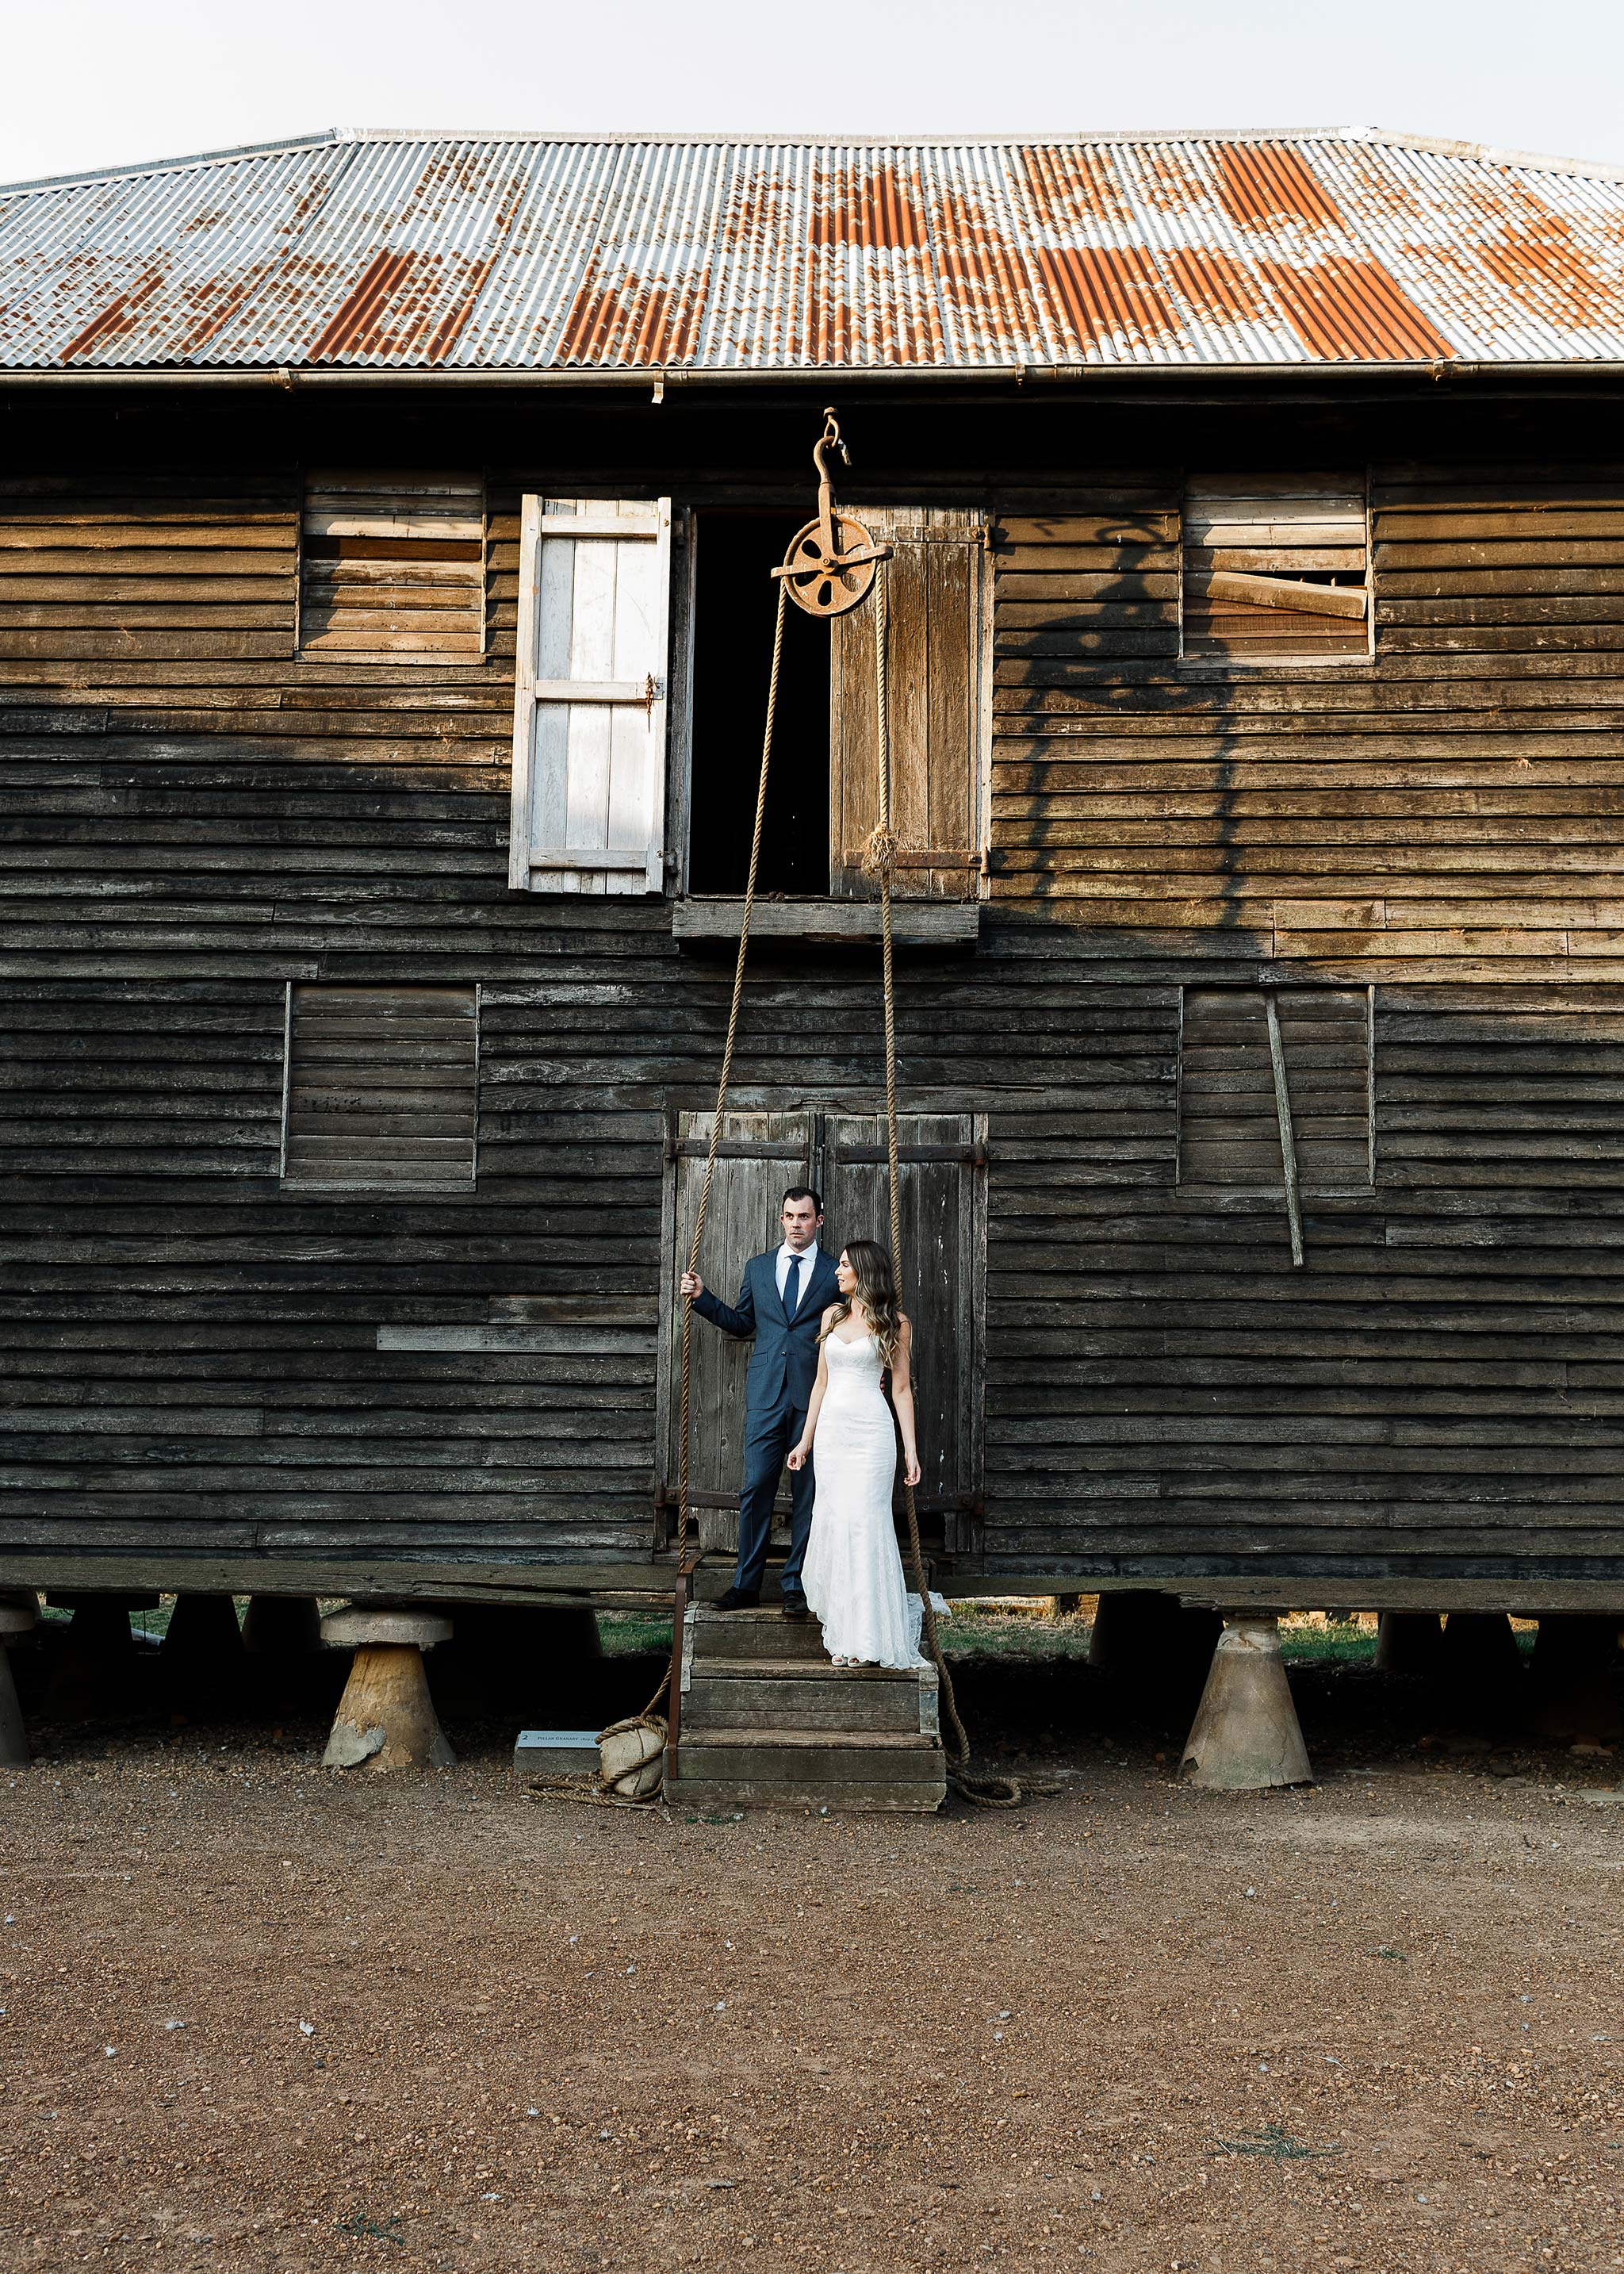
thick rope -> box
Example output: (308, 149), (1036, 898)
(643, 579), (791, 1724)
(526, 1712), (672, 1808)
(871, 560), (1032, 1810)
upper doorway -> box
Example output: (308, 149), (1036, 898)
(687, 510), (833, 898)
(684, 507), (989, 905)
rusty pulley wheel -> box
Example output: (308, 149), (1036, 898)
(775, 508), (884, 617)
(771, 406), (891, 619)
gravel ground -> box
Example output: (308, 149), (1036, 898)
(2, 1632), (1622, 2274)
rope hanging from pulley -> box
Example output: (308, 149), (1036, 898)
(650, 412), (1039, 1809)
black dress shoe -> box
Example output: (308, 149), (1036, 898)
(781, 1591), (810, 1622)
(714, 1586), (760, 1611)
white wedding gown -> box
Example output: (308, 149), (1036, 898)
(801, 1331), (928, 1670)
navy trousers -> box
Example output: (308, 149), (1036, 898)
(733, 1387), (815, 1597)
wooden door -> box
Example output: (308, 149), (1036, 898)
(822, 1114), (985, 1549)
(657, 1110), (815, 1556)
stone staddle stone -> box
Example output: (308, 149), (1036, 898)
(1180, 1613), (1313, 1791)
(0, 1590), (40, 1637)
(321, 1605), (455, 1771)
(320, 1608), (453, 1652)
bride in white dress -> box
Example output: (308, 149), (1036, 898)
(787, 1241), (926, 1670)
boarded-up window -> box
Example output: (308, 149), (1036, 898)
(1180, 987), (1372, 1190)
(300, 475), (485, 661)
(1182, 477), (1369, 661)
(509, 497), (672, 895)
(829, 508), (987, 899)
(282, 984), (479, 1188)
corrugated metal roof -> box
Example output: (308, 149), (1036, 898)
(6, 128), (1624, 372)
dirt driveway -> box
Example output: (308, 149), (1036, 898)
(2, 1646), (1622, 2274)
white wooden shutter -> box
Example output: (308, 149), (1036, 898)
(509, 497), (672, 894)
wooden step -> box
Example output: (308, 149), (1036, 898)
(686, 1606), (829, 1662)
(684, 1665), (931, 1734)
(676, 1606), (947, 1811)
(680, 1727), (943, 1766)
(674, 1728), (948, 1812)
(672, 1775), (944, 1814)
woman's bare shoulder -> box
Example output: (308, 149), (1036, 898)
(820, 1302), (842, 1323)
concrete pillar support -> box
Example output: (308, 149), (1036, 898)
(320, 1607), (454, 1771)
(243, 1594), (321, 1657)
(1374, 1610), (1445, 1677)
(1441, 1611), (1523, 1685)
(1530, 1614), (1623, 1746)
(1181, 1613), (1312, 1791)
(43, 1592), (160, 1717)
(0, 1591), (38, 1766)
(1090, 1589), (1223, 1708)
(161, 1593), (245, 1710)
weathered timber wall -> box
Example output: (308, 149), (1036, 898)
(2, 396), (1623, 1591)
(992, 469), (1624, 976)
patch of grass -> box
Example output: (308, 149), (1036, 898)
(598, 1612), (674, 1657)
(938, 1605), (1096, 1662)
(1276, 1617), (1376, 1668)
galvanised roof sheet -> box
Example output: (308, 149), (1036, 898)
(5, 128), (1624, 373)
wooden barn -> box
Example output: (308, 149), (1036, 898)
(2, 126), (1624, 1777)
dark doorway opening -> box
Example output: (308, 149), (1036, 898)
(688, 510), (830, 895)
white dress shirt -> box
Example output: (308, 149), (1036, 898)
(776, 1241), (820, 1313)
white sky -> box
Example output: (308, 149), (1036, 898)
(3, 0), (1621, 186)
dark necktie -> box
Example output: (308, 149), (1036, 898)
(784, 1254), (802, 1320)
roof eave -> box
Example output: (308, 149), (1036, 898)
(5, 358), (1624, 386)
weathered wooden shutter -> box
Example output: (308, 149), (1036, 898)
(282, 984), (479, 1188)
(509, 497), (672, 895)
(300, 474), (485, 660)
(1179, 987), (1372, 1190)
(829, 508), (986, 899)
(657, 1112), (816, 1555)
(822, 1114), (985, 1551)
(1182, 477), (1369, 660)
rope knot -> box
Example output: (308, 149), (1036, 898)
(861, 824), (900, 879)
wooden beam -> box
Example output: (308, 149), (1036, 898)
(1185, 568), (1368, 619)
(0, 1552), (680, 1606)
(1263, 990), (1305, 1268)
(672, 899), (981, 945)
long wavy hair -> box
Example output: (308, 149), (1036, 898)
(820, 1238), (903, 1371)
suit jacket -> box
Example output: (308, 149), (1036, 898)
(693, 1246), (841, 1411)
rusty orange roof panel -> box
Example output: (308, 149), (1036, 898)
(7, 128), (1624, 372)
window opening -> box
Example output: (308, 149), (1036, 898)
(688, 509), (832, 896)
(1182, 477), (1369, 661)
(300, 474), (485, 662)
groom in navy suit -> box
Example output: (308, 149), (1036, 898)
(680, 1186), (840, 1616)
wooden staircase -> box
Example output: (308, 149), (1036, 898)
(670, 1605), (947, 1812)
